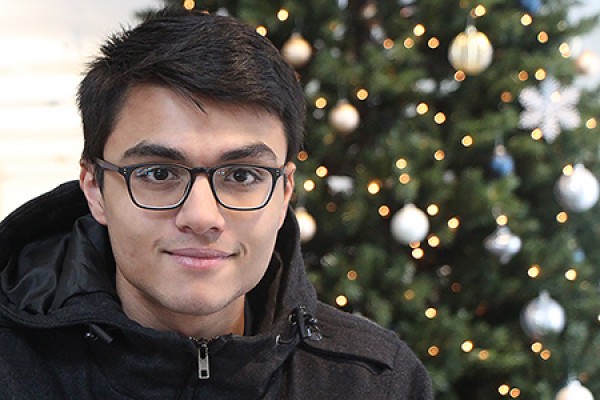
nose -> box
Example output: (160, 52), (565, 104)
(174, 175), (226, 236)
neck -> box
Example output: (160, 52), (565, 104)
(116, 273), (246, 339)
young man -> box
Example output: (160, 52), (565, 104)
(0, 8), (432, 399)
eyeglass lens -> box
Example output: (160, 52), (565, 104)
(129, 164), (275, 209)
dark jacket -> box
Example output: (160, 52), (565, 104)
(0, 181), (433, 400)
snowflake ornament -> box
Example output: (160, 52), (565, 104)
(518, 76), (581, 143)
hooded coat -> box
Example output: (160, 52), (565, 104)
(0, 181), (433, 400)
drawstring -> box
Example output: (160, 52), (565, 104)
(276, 306), (322, 344)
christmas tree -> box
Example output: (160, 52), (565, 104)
(157, 0), (600, 398)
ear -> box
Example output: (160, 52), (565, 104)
(79, 161), (108, 226)
(278, 162), (296, 228)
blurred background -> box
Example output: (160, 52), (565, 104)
(2, 1), (600, 399)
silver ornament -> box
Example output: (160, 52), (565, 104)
(555, 163), (599, 212)
(521, 291), (566, 339)
(555, 379), (594, 400)
(484, 225), (521, 264)
(390, 204), (429, 245)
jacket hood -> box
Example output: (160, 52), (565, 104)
(0, 180), (316, 333)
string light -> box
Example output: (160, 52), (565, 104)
(383, 38), (394, 49)
(500, 91), (513, 103)
(404, 38), (415, 48)
(277, 8), (289, 21)
(434, 112), (447, 124)
(255, 25), (268, 36)
(562, 164), (574, 175)
(347, 270), (358, 280)
(454, 70), (466, 81)
(530, 128), (543, 140)
(412, 247), (425, 259)
(404, 289), (416, 300)
(565, 268), (577, 281)
(335, 295), (348, 307)
(534, 68), (546, 80)
(416, 102), (429, 115)
(425, 307), (437, 319)
(413, 24), (426, 36)
(367, 180), (382, 195)
(316, 165), (329, 178)
(556, 211), (568, 223)
(520, 14), (533, 26)
(518, 70), (529, 81)
(461, 340), (474, 353)
(448, 217), (460, 230)
(398, 173), (411, 184)
(427, 37), (440, 49)
(434, 149), (445, 161)
(586, 117), (597, 129)
(183, 0), (195, 10)
(531, 342), (543, 353)
(496, 214), (508, 226)
(537, 31), (549, 43)
(303, 179), (316, 192)
(356, 88), (369, 100)
(378, 205), (391, 217)
(540, 349), (551, 360)
(428, 346), (440, 357)
(426, 204), (439, 216)
(528, 264), (541, 278)
(315, 97), (328, 109)
(559, 42), (571, 58)
(428, 235), (440, 247)
(461, 135), (473, 147)
(499, 384), (510, 396)
(396, 158), (408, 169)
(478, 350), (490, 360)
(297, 150), (309, 162)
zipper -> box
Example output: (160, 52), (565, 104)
(190, 338), (210, 379)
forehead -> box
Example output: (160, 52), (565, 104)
(105, 85), (288, 164)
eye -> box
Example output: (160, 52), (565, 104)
(221, 166), (267, 185)
(134, 165), (183, 183)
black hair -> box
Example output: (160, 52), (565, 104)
(78, 7), (305, 166)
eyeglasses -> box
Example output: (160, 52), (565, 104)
(95, 159), (285, 211)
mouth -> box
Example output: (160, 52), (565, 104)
(166, 248), (236, 271)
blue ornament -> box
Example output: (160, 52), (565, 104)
(490, 145), (515, 177)
(519, 0), (542, 14)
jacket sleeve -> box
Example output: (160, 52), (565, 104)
(388, 340), (434, 400)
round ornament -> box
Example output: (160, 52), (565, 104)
(329, 100), (360, 134)
(555, 380), (594, 400)
(327, 175), (354, 196)
(555, 163), (600, 212)
(390, 204), (429, 245)
(295, 207), (317, 242)
(282, 33), (313, 69)
(521, 291), (566, 339)
(484, 225), (521, 264)
(490, 145), (515, 177)
(448, 25), (493, 75)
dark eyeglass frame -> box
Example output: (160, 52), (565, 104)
(94, 158), (286, 211)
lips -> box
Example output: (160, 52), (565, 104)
(166, 248), (236, 270)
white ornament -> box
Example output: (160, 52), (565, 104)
(295, 207), (317, 242)
(282, 33), (313, 69)
(555, 380), (594, 400)
(448, 24), (494, 75)
(484, 225), (521, 264)
(326, 176), (354, 196)
(555, 163), (599, 212)
(390, 204), (429, 244)
(521, 291), (566, 339)
(329, 100), (360, 134)
(518, 76), (581, 143)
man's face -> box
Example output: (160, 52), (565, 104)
(80, 84), (295, 335)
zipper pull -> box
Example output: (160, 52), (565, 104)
(193, 340), (210, 379)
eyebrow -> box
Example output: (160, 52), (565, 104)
(121, 141), (279, 164)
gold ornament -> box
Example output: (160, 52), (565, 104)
(328, 100), (360, 134)
(282, 33), (313, 69)
(448, 24), (493, 75)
